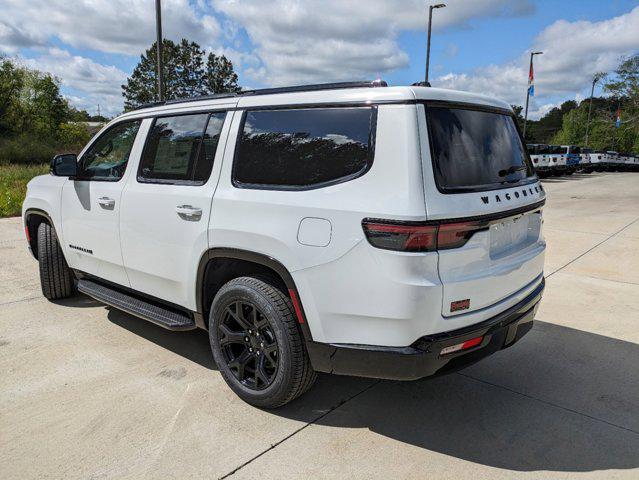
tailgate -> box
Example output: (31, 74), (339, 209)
(438, 206), (545, 316)
(418, 102), (546, 318)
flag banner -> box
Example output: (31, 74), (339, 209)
(616, 108), (621, 128)
(528, 61), (535, 97)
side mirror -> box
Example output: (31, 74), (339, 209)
(51, 154), (78, 177)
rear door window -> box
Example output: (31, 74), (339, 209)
(425, 105), (536, 193)
(139, 112), (226, 184)
(233, 106), (376, 190)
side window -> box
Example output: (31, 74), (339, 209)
(139, 113), (208, 182)
(232, 107), (376, 190)
(79, 120), (141, 181)
(194, 112), (226, 182)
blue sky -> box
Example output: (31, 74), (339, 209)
(2, 0), (638, 117)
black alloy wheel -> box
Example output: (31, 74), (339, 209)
(209, 276), (317, 408)
(218, 300), (279, 390)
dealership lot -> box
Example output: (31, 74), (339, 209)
(1, 172), (638, 479)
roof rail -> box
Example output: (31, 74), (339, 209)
(241, 80), (388, 97)
(131, 80), (387, 111)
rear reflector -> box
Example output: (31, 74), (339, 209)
(288, 289), (305, 324)
(440, 336), (484, 356)
(362, 219), (488, 252)
(24, 225), (30, 242)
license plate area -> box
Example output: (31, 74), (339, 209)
(489, 211), (541, 259)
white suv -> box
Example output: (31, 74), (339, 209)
(23, 82), (546, 408)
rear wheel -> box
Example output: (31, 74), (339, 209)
(37, 222), (75, 300)
(209, 276), (316, 408)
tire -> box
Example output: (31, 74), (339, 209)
(209, 276), (317, 408)
(37, 222), (75, 300)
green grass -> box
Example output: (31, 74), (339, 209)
(0, 164), (49, 218)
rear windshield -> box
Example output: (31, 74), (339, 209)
(426, 105), (536, 193)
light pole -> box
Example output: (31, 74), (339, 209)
(155, 0), (164, 101)
(425, 3), (446, 84)
(584, 72), (606, 147)
(523, 51), (542, 140)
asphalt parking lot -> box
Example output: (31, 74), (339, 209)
(1, 172), (638, 479)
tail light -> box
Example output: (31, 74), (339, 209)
(362, 219), (488, 252)
(361, 222), (437, 252)
(437, 221), (488, 249)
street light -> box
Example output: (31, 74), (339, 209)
(425, 3), (446, 84)
(522, 51), (543, 140)
(155, 0), (164, 101)
(584, 72), (606, 147)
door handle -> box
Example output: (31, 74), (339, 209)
(98, 197), (115, 209)
(176, 205), (202, 221)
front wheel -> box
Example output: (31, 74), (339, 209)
(37, 222), (75, 300)
(209, 276), (316, 408)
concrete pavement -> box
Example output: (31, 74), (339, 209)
(1, 172), (638, 479)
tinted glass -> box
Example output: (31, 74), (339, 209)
(193, 112), (226, 182)
(233, 107), (375, 189)
(79, 121), (141, 180)
(139, 113), (208, 182)
(426, 106), (535, 192)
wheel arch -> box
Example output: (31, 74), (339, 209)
(196, 248), (312, 340)
(24, 209), (55, 260)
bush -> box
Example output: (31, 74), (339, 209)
(0, 136), (58, 165)
(58, 122), (92, 151)
(0, 163), (49, 217)
(0, 123), (92, 166)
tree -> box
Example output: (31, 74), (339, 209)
(205, 53), (240, 95)
(122, 39), (241, 110)
(0, 58), (25, 135)
(604, 54), (639, 107)
(549, 55), (639, 152)
(511, 104), (525, 132)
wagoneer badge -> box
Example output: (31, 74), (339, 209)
(481, 184), (543, 205)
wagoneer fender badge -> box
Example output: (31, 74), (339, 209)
(450, 299), (470, 312)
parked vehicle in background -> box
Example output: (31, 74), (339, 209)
(560, 145), (581, 174)
(605, 151), (621, 171)
(618, 153), (637, 171)
(579, 148), (593, 173)
(22, 81), (547, 407)
(527, 144), (550, 176)
(592, 151), (607, 172)
(547, 145), (567, 175)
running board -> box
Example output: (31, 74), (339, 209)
(77, 279), (196, 331)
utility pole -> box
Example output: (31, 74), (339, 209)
(585, 72), (606, 148)
(425, 3), (446, 84)
(523, 51), (543, 140)
(97, 104), (100, 118)
(155, 0), (164, 101)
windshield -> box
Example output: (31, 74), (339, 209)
(426, 105), (536, 193)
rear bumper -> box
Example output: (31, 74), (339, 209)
(307, 278), (544, 380)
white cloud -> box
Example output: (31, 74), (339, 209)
(212, 0), (534, 85)
(434, 6), (639, 116)
(0, 0), (221, 56)
(18, 49), (128, 116)
(0, 21), (47, 54)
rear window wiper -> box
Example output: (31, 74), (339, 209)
(498, 165), (526, 177)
